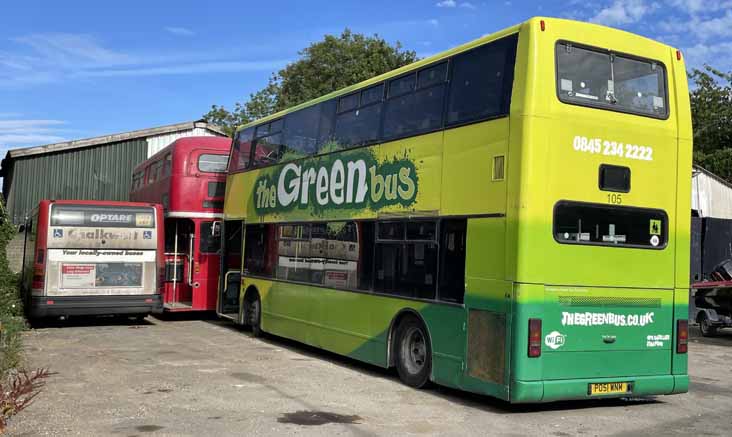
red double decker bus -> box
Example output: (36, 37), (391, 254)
(20, 200), (165, 319)
(130, 136), (231, 312)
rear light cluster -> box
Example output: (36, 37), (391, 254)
(528, 318), (542, 357)
(32, 274), (45, 290)
(677, 319), (688, 354)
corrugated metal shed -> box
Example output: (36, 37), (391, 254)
(1, 120), (227, 224)
(692, 165), (732, 219)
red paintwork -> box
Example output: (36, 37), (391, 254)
(129, 137), (232, 312)
(692, 281), (732, 289)
(29, 200), (165, 295)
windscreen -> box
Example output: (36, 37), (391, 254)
(554, 201), (667, 249)
(556, 42), (667, 118)
(51, 205), (155, 228)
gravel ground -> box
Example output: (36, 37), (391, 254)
(7, 316), (732, 436)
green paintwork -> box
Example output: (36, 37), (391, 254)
(226, 17), (692, 403)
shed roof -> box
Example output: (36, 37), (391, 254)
(3, 119), (226, 160)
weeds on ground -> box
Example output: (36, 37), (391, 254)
(0, 199), (46, 434)
(0, 368), (50, 433)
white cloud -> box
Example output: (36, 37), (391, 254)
(683, 41), (732, 71)
(0, 119), (68, 148)
(691, 11), (732, 40)
(0, 32), (289, 89)
(666, 0), (732, 14)
(436, 0), (476, 9)
(428, 19), (440, 26)
(590, 0), (657, 26)
(164, 26), (195, 37)
(74, 60), (289, 78)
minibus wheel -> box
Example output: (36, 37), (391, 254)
(394, 316), (431, 388)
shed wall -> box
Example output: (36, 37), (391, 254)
(146, 127), (224, 157)
(692, 170), (732, 219)
(5, 139), (147, 224)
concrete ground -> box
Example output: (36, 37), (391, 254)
(8, 317), (732, 436)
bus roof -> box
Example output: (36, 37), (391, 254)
(133, 136), (232, 173)
(38, 199), (160, 208)
(234, 16), (679, 134)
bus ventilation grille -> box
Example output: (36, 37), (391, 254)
(558, 296), (662, 308)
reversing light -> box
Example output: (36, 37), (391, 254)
(540, 20), (546, 32)
(528, 318), (542, 357)
(677, 319), (688, 354)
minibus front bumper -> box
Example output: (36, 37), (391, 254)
(29, 294), (163, 318)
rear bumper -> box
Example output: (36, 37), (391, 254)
(510, 374), (689, 403)
(29, 294), (163, 318)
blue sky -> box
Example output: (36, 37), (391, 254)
(1, 0), (731, 155)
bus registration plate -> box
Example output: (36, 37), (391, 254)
(589, 382), (630, 396)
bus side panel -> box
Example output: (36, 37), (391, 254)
(251, 275), (467, 383)
(458, 217), (512, 400)
(441, 119), (509, 216)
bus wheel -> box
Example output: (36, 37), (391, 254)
(394, 317), (431, 388)
(699, 313), (718, 337)
(245, 293), (263, 337)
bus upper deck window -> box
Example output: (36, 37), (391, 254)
(556, 41), (668, 119)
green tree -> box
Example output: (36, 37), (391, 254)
(690, 66), (732, 179)
(203, 29), (417, 135)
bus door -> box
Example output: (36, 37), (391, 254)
(218, 220), (243, 319)
(164, 218), (194, 308)
(196, 221), (222, 310)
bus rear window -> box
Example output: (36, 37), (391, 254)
(554, 201), (666, 249)
(556, 42), (667, 118)
(51, 205), (155, 228)
(198, 154), (228, 173)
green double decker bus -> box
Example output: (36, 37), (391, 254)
(218, 17), (691, 402)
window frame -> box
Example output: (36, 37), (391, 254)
(241, 218), (467, 307)
(554, 40), (670, 120)
(445, 34), (518, 128)
(552, 200), (669, 250)
(225, 33), (519, 174)
(197, 153), (229, 174)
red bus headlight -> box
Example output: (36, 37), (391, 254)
(677, 319), (688, 354)
(528, 318), (542, 357)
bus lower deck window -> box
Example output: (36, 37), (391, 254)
(553, 201), (667, 249)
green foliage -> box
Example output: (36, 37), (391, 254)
(203, 29), (417, 135)
(690, 66), (732, 154)
(0, 200), (24, 377)
(690, 66), (732, 179)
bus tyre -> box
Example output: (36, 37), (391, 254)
(245, 294), (263, 338)
(394, 317), (431, 389)
(699, 312), (718, 337)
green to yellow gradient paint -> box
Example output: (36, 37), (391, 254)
(223, 17), (691, 403)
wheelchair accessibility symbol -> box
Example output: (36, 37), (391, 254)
(143, 231), (152, 239)
(53, 229), (63, 238)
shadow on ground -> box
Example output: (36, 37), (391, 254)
(29, 314), (155, 329)
(203, 319), (665, 415)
